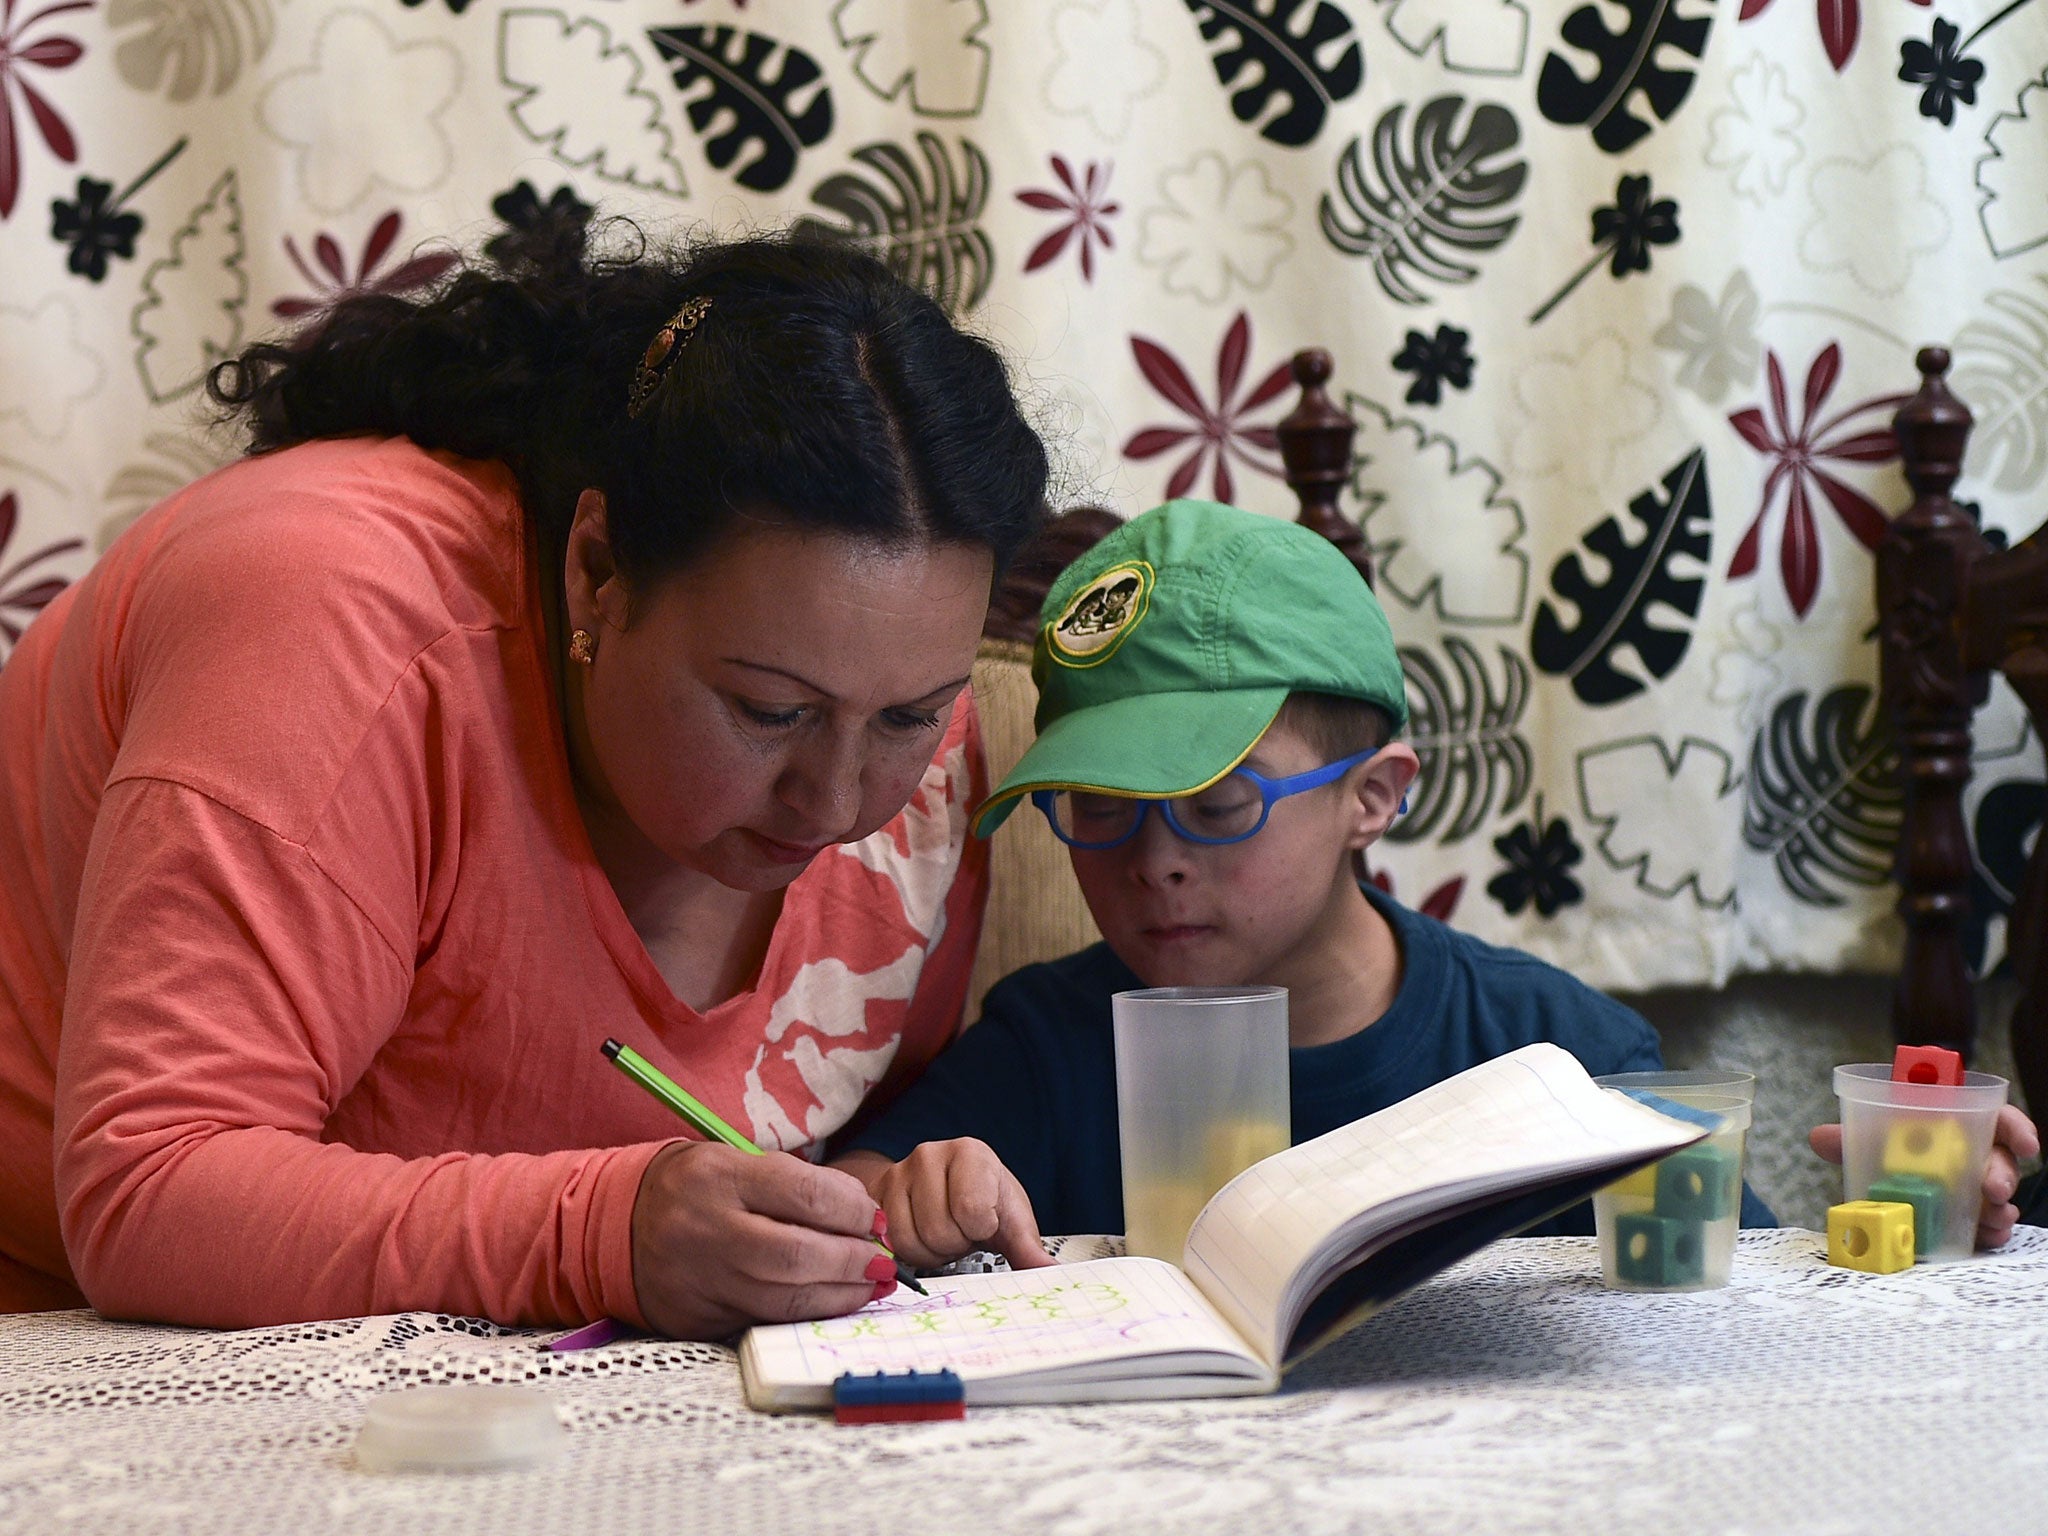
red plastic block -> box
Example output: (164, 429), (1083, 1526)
(833, 1400), (967, 1425)
(1892, 1044), (1964, 1087)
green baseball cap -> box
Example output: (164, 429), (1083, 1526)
(972, 499), (1408, 837)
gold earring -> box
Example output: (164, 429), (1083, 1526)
(569, 629), (596, 665)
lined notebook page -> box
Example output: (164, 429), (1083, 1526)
(741, 1256), (1258, 1396)
(1181, 1043), (1702, 1364)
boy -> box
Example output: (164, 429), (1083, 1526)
(834, 502), (2030, 1267)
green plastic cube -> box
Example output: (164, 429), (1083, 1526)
(1654, 1144), (1738, 1223)
(1868, 1172), (1944, 1257)
(1614, 1213), (1706, 1286)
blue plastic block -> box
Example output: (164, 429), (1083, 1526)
(833, 1368), (965, 1407)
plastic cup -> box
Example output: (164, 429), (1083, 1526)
(1591, 1070), (1755, 1292)
(1113, 986), (1290, 1262)
(1834, 1063), (2007, 1263)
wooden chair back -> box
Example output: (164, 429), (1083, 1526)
(1880, 345), (2047, 1112)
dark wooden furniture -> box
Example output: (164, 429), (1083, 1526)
(1880, 346), (2047, 1113)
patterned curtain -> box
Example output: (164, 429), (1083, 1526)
(4, 0), (2045, 992)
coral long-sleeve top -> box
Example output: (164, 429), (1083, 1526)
(0, 437), (985, 1326)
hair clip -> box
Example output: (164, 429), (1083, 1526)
(626, 295), (713, 419)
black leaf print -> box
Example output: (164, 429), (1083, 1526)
(51, 178), (143, 282)
(1320, 96), (1526, 306)
(792, 134), (994, 314)
(1391, 324), (1474, 405)
(47, 139), (185, 284)
(1530, 447), (1712, 706)
(1529, 172), (1679, 323)
(1961, 778), (2043, 975)
(647, 24), (833, 193)
(1388, 635), (1534, 845)
(1742, 686), (1902, 908)
(1537, 0), (1715, 154)
(1896, 17), (1985, 127)
(1487, 800), (1585, 917)
(484, 181), (593, 272)
(1183, 0), (1364, 148)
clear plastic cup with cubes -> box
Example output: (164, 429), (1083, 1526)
(1830, 1059), (2007, 1268)
(1591, 1070), (1754, 1292)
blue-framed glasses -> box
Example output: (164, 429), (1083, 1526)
(1032, 747), (1382, 851)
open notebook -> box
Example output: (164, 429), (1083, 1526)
(741, 1043), (1711, 1408)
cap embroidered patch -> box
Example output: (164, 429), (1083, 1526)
(1047, 560), (1152, 666)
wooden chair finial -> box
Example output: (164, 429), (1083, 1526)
(1276, 348), (1372, 587)
(1894, 345), (1973, 503)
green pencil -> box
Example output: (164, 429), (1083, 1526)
(600, 1038), (927, 1296)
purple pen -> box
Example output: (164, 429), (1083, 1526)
(543, 1317), (633, 1353)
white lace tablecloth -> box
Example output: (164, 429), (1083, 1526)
(5, 1229), (2046, 1536)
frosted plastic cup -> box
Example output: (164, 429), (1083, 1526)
(1591, 1070), (1755, 1293)
(1834, 1063), (2007, 1263)
(1113, 986), (1290, 1262)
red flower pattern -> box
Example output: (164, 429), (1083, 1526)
(272, 211), (461, 319)
(1123, 313), (1292, 504)
(0, 0), (91, 221)
(1369, 868), (1466, 924)
(1738, 0), (1929, 72)
(1017, 156), (1118, 282)
(1726, 343), (1905, 619)
(0, 490), (82, 649)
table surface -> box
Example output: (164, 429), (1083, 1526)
(4, 1228), (2045, 1536)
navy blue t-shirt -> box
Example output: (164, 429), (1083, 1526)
(844, 885), (1775, 1234)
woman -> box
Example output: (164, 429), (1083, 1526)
(0, 230), (1049, 1337)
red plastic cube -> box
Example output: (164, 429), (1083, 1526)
(1891, 1043), (1964, 1086)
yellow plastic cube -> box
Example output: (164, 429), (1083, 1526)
(1882, 1117), (1971, 1185)
(1827, 1200), (1916, 1273)
(1605, 1161), (1660, 1201)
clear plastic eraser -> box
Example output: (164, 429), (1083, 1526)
(353, 1384), (567, 1473)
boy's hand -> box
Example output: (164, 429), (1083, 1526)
(835, 1142), (1056, 1271)
(1809, 1103), (2040, 1251)
(631, 1141), (894, 1338)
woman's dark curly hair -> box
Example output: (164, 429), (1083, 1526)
(207, 227), (1050, 600)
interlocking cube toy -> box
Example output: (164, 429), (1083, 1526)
(1892, 1044), (1965, 1086)
(833, 1368), (966, 1424)
(1827, 1201), (1915, 1273)
(1882, 1116), (1972, 1185)
(1653, 1143), (1738, 1223)
(1867, 1172), (1945, 1255)
(1613, 1213), (1705, 1286)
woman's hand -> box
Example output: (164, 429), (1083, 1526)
(1809, 1103), (2040, 1251)
(835, 1142), (1055, 1271)
(630, 1141), (896, 1338)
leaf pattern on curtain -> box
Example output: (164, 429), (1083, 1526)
(793, 131), (993, 311)
(1530, 446), (1713, 706)
(1392, 635), (1535, 845)
(1742, 685), (1903, 908)
(1537, 0), (1717, 152)
(7, 0), (2047, 990)
(646, 23), (833, 192)
(1181, 0), (1365, 148)
(1319, 95), (1526, 304)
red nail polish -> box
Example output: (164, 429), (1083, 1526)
(871, 1208), (888, 1240)
(865, 1253), (895, 1282)
(870, 1278), (897, 1303)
